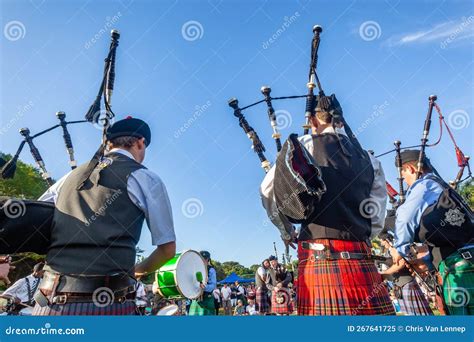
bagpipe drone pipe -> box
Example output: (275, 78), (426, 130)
(227, 25), (369, 224)
(0, 30), (121, 255)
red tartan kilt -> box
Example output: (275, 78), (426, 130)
(297, 239), (395, 316)
(271, 287), (293, 314)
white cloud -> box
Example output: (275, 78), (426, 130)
(386, 16), (474, 47)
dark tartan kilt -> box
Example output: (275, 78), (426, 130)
(32, 300), (136, 316)
(297, 239), (395, 316)
(256, 287), (270, 314)
(271, 287), (293, 315)
(398, 279), (433, 315)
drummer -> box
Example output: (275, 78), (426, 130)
(189, 251), (217, 315)
(34, 117), (176, 316)
(1, 263), (44, 313)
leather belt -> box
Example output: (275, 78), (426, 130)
(37, 269), (137, 306)
(301, 241), (386, 261)
(40, 269), (136, 294)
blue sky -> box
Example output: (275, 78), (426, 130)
(1, 0), (472, 266)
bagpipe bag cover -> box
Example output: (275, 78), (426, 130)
(274, 134), (326, 223)
(0, 196), (53, 254)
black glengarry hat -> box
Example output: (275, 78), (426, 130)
(106, 116), (151, 146)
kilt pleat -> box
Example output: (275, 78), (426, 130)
(32, 301), (136, 316)
(398, 280), (433, 315)
(297, 239), (395, 316)
(256, 287), (270, 314)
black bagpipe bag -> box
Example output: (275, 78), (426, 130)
(274, 134), (326, 223)
(0, 196), (54, 254)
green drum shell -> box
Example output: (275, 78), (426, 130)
(156, 253), (182, 298)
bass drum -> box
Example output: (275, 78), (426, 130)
(0, 197), (54, 254)
(156, 304), (179, 316)
(155, 250), (207, 300)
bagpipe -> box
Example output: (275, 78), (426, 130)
(378, 94), (472, 208)
(228, 25), (369, 225)
(0, 30), (122, 255)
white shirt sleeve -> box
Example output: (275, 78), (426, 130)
(37, 171), (72, 203)
(127, 168), (176, 246)
(367, 153), (388, 238)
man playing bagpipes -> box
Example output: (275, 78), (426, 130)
(266, 255), (293, 315)
(378, 229), (433, 315)
(389, 150), (474, 315)
(260, 95), (395, 315)
(33, 117), (177, 315)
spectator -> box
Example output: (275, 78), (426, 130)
(246, 298), (258, 315)
(233, 299), (245, 316)
(2, 262), (44, 311)
(235, 281), (246, 305)
(230, 284), (237, 307)
(220, 283), (232, 315)
(213, 286), (221, 315)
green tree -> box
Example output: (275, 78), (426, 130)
(458, 178), (473, 209)
(0, 153), (49, 198)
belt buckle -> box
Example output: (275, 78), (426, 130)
(340, 252), (351, 260)
(461, 251), (472, 260)
(55, 294), (67, 305)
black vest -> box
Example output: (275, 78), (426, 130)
(47, 153), (146, 275)
(299, 134), (374, 241)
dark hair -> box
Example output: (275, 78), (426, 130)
(402, 160), (432, 173)
(108, 136), (141, 149)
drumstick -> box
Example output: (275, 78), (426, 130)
(196, 271), (203, 283)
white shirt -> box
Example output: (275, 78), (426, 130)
(246, 304), (258, 315)
(221, 286), (232, 300)
(213, 288), (221, 302)
(3, 275), (40, 304)
(38, 148), (176, 246)
(135, 281), (148, 306)
(257, 266), (267, 281)
(260, 127), (387, 239)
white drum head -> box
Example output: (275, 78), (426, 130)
(176, 250), (207, 299)
(157, 304), (178, 316)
